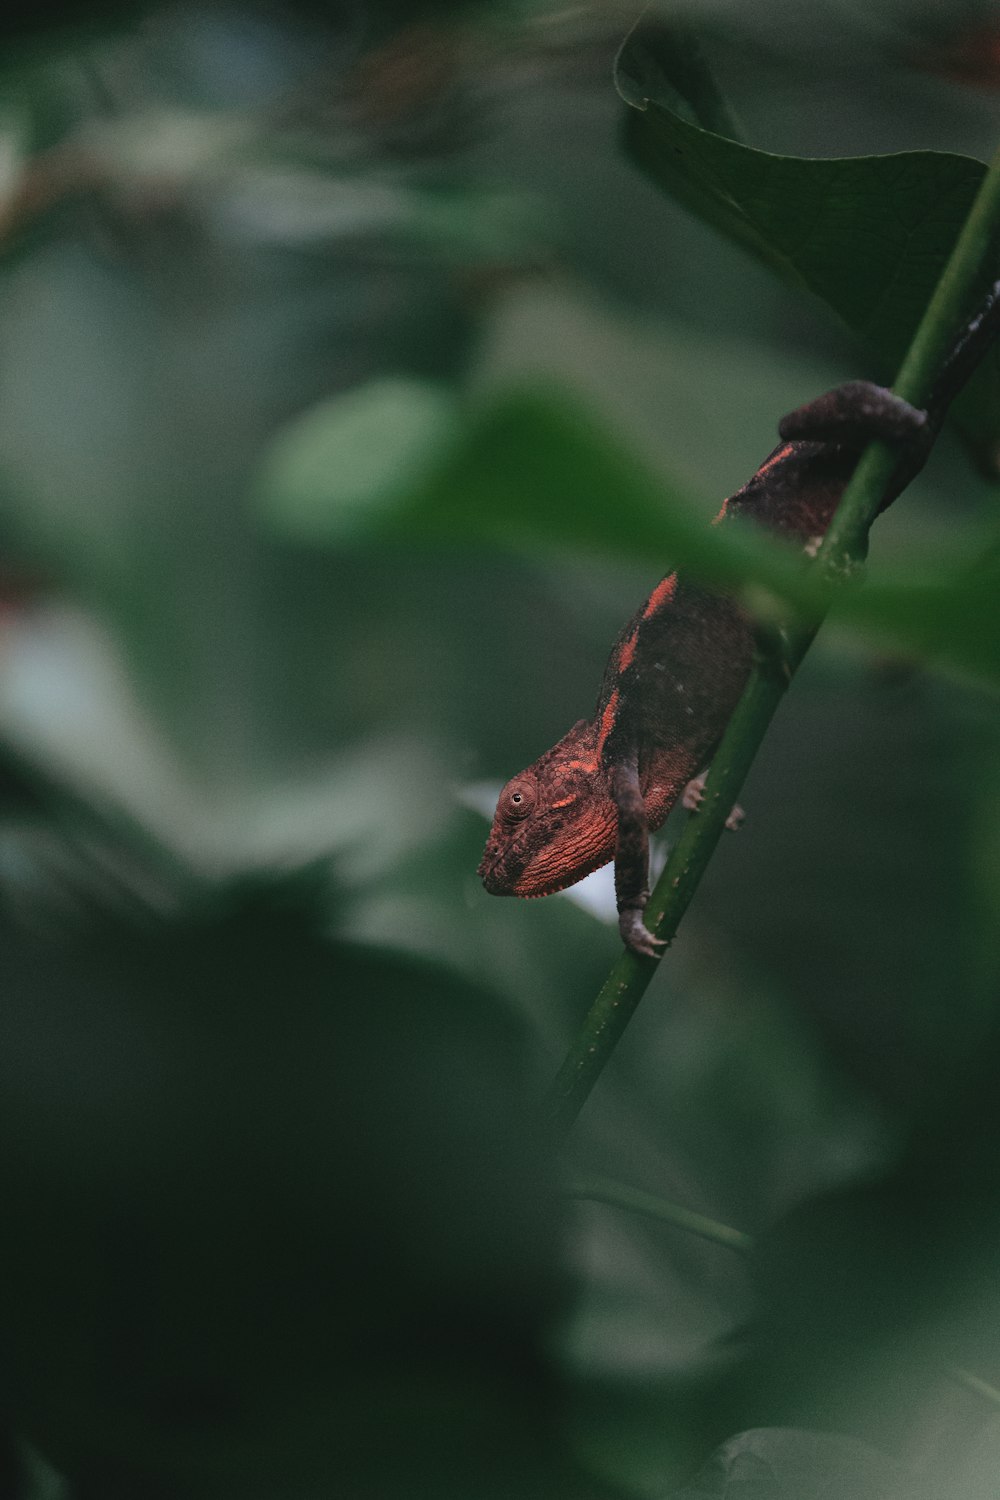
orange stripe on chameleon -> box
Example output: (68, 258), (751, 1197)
(565, 756), (598, 774)
(641, 573), (678, 620)
(595, 688), (620, 757)
(617, 628), (639, 672)
(715, 443), (796, 522)
(756, 441), (795, 477)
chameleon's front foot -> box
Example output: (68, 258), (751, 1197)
(681, 772), (745, 829)
(618, 903), (666, 959)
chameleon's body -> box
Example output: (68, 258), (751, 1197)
(478, 381), (929, 956)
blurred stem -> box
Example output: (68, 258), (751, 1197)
(566, 1178), (752, 1253)
(564, 1186), (1000, 1417)
(547, 140), (1000, 1140)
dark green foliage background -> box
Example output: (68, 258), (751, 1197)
(2, 2), (1000, 1497)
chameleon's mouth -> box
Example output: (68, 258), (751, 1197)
(481, 840), (614, 900)
(478, 836), (529, 895)
(479, 844), (562, 898)
(481, 863), (579, 899)
(516, 872), (583, 898)
(479, 858), (515, 896)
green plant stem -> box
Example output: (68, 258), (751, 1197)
(547, 655), (794, 1137)
(547, 141), (1000, 1140)
(566, 1178), (753, 1253)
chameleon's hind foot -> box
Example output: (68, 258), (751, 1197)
(681, 772), (745, 830)
(618, 905), (666, 959)
(778, 381), (926, 447)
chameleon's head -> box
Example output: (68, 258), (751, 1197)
(478, 720), (618, 899)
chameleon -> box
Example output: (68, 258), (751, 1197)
(477, 333), (995, 959)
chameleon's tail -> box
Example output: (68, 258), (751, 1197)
(924, 276), (1000, 429)
(880, 274), (1000, 508)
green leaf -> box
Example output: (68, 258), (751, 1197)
(256, 376), (809, 583)
(669, 1428), (913, 1499)
(391, 386), (815, 596)
(614, 15), (742, 140)
(17, 1445), (70, 1500)
(400, 387), (1000, 689)
(1, 892), (560, 1492)
(255, 376), (462, 543)
(616, 20), (1000, 467)
(259, 378), (1000, 690)
(845, 555), (1000, 686)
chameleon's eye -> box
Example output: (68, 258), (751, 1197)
(502, 778), (536, 820)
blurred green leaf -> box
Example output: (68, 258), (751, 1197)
(258, 380), (811, 584)
(17, 1445), (69, 1500)
(256, 376), (461, 542)
(0, 888), (562, 1496)
(258, 380), (1000, 688)
(401, 387), (733, 559)
(0, 113), (26, 210)
(668, 1427), (914, 1499)
(616, 19), (1000, 468)
(847, 551), (1000, 686)
(407, 392), (1000, 690)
